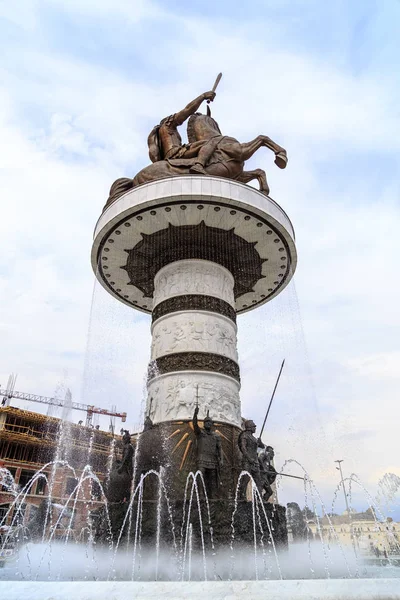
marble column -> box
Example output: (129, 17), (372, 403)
(147, 259), (241, 427)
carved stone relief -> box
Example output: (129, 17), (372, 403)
(146, 372), (241, 427)
(151, 312), (238, 361)
(153, 260), (235, 308)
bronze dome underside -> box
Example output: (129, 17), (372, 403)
(121, 221), (266, 299)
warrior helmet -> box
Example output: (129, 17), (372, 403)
(203, 409), (213, 425)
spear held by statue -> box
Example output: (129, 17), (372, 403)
(258, 359), (285, 443)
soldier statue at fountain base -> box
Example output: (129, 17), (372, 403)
(258, 445), (277, 501)
(193, 406), (223, 499)
(238, 419), (265, 499)
(103, 430), (134, 504)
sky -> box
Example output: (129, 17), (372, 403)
(1, 0), (399, 517)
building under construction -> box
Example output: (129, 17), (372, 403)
(0, 384), (130, 538)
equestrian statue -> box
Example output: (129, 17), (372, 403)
(104, 74), (287, 209)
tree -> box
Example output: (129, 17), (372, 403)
(302, 506), (316, 521)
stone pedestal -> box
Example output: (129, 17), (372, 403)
(92, 176), (296, 430)
(91, 176), (297, 541)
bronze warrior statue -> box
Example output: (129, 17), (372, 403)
(118, 430), (133, 477)
(105, 75), (288, 208)
(258, 445), (277, 501)
(193, 406), (223, 499)
(238, 419), (265, 498)
(104, 430), (134, 503)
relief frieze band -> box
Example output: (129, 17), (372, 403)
(148, 352), (240, 383)
(146, 372), (241, 426)
(151, 311), (238, 362)
(153, 259), (235, 308)
(152, 295), (236, 324)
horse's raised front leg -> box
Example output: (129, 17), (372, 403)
(241, 136), (288, 169)
(237, 168), (270, 196)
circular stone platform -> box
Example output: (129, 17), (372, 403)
(91, 176), (297, 314)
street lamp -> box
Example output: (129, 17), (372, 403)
(335, 459), (350, 515)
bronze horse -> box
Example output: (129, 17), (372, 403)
(105, 113), (287, 209)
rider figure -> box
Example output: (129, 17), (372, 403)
(148, 90), (219, 174)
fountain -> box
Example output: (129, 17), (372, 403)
(1, 79), (400, 598)
(89, 80), (294, 551)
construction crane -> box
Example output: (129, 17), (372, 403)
(0, 376), (127, 429)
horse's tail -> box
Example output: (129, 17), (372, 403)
(103, 177), (133, 210)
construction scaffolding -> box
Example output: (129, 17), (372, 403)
(0, 378), (127, 428)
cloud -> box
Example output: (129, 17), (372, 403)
(347, 353), (400, 380)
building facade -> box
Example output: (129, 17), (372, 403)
(0, 405), (126, 538)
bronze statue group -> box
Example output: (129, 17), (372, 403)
(193, 406), (277, 501)
(105, 78), (287, 208)
(111, 410), (277, 505)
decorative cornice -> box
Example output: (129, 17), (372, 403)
(152, 295), (236, 324)
(121, 220), (265, 299)
(148, 352), (240, 383)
